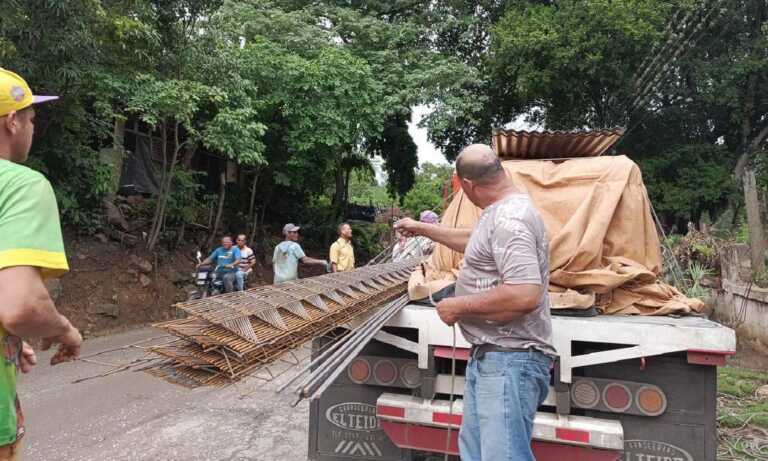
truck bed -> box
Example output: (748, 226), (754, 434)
(379, 304), (736, 382)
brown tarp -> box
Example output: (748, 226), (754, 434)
(410, 155), (704, 315)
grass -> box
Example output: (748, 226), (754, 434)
(718, 367), (768, 460)
(719, 367), (768, 399)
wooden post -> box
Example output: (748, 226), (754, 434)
(743, 166), (766, 273)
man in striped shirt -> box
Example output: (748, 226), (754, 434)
(235, 234), (255, 291)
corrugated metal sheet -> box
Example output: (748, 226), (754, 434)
(491, 128), (625, 160)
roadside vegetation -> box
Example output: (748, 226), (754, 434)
(718, 367), (768, 460)
(1, 1), (765, 262)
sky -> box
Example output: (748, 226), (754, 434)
(407, 105), (540, 168)
(408, 105), (449, 166)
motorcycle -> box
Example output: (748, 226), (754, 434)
(188, 251), (225, 300)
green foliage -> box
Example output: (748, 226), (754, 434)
(4, 0), (765, 246)
(753, 268), (768, 289)
(668, 228), (721, 274)
(401, 163), (453, 217)
(685, 261), (712, 300)
(491, 0), (672, 128)
(348, 170), (392, 207)
(640, 145), (739, 230)
(164, 170), (205, 227)
(348, 221), (390, 264)
(367, 114), (418, 199)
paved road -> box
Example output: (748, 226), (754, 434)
(19, 328), (310, 461)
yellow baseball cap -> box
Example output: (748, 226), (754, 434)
(0, 68), (58, 117)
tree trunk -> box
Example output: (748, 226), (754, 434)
(207, 171), (227, 249)
(147, 122), (168, 251)
(247, 168), (261, 231)
(332, 157), (345, 220)
(175, 222), (186, 249)
(744, 166), (766, 273)
(148, 121), (185, 251)
(181, 143), (196, 169)
(251, 195), (269, 264)
(344, 166), (351, 209)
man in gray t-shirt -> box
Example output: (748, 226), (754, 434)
(457, 193), (555, 356)
(395, 144), (555, 461)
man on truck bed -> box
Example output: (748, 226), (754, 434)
(395, 143), (555, 461)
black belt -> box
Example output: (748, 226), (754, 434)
(471, 344), (531, 359)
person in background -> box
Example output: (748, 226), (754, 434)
(235, 234), (255, 291)
(392, 210), (439, 261)
(197, 236), (241, 293)
(273, 224), (328, 284)
(329, 223), (355, 272)
(391, 229), (410, 262)
(395, 144), (554, 461)
(0, 68), (83, 460)
(419, 210), (439, 225)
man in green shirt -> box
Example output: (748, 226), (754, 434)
(0, 68), (83, 459)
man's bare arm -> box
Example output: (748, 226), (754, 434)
(300, 256), (327, 266)
(197, 256), (213, 267)
(0, 266), (83, 364)
(436, 283), (542, 325)
(394, 218), (472, 253)
(0, 266), (71, 338)
(227, 258), (241, 269)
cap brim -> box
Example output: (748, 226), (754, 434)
(32, 95), (59, 104)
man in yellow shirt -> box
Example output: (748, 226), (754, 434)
(329, 223), (355, 272)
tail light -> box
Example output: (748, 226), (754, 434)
(602, 383), (632, 412)
(400, 363), (422, 387)
(373, 360), (398, 385)
(571, 379), (600, 409)
(346, 356), (420, 388)
(636, 385), (667, 416)
(570, 377), (667, 417)
(348, 358), (371, 384)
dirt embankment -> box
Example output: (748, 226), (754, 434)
(51, 237), (190, 338)
(51, 235), (327, 338)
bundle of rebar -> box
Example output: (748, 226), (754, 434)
(144, 259), (419, 388)
(279, 293), (411, 404)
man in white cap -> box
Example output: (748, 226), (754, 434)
(0, 68), (83, 459)
(273, 223), (329, 284)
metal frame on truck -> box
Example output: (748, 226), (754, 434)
(308, 307), (735, 461)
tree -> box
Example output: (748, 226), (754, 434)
(639, 145), (738, 230)
(490, 0), (673, 129)
(125, 75), (265, 250)
(347, 170), (392, 208)
(401, 163), (453, 217)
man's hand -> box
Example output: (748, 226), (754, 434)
(436, 298), (461, 326)
(393, 218), (422, 238)
(19, 342), (37, 374)
(41, 324), (83, 365)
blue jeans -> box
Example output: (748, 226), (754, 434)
(459, 349), (553, 461)
(235, 270), (246, 291)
